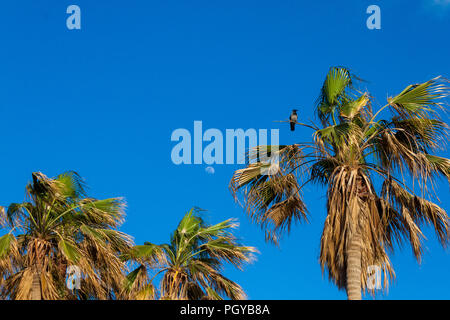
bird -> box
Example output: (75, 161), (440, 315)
(289, 109), (298, 131)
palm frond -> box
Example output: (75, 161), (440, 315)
(382, 178), (449, 251)
(388, 77), (449, 120)
(340, 93), (370, 120)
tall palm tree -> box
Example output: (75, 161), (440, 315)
(0, 171), (133, 300)
(230, 67), (450, 299)
(124, 208), (257, 300)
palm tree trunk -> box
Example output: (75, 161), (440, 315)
(346, 230), (362, 300)
(31, 272), (42, 300)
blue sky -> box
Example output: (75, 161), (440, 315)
(0, 0), (449, 299)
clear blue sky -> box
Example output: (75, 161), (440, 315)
(0, 0), (449, 299)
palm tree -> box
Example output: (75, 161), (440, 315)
(0, 171), (133, 300)
(124, 208), (257, 300)
(230, 67), (450, 299)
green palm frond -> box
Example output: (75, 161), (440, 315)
(315, 122), (364, 148)
(425, 154), (450, 181)
(58, 239), (81, 264)
(128, 244), (166, 264)
(316, 67), (362, 126)
(0, 234), (16, 259)
(55, 171), (86, 199)
(124, 265), (149, 294)
(340, 93), (370, 120)
(388, 77), (449, 119)
(80, 198), (126, 226)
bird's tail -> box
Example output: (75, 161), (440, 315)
(290, 122), (295, 131)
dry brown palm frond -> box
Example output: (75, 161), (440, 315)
(206, 272), (246, 300)
(232, 172), (307, 244)
(0, 206), (7, 228)
(14, 269), (33, 300)
(391, 117), (448, 152)
(160, 268), (189, 300)
(230, 145), (311, 244)
(373, 128), (446, 188)
(185, 260), (246, 300)
(382, 178), (449, 253)
(122, 264), (155, 300)
(40, 270), (60, 300)
(319, 166), (395, 293)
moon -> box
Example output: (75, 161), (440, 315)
(205, 166), (215, 174)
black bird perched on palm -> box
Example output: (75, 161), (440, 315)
(289, 109), (298, 131)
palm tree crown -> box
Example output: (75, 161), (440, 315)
(230, 67), (450, 299)
(0, 171), (132, 299)
(124, 208), (257, 300)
